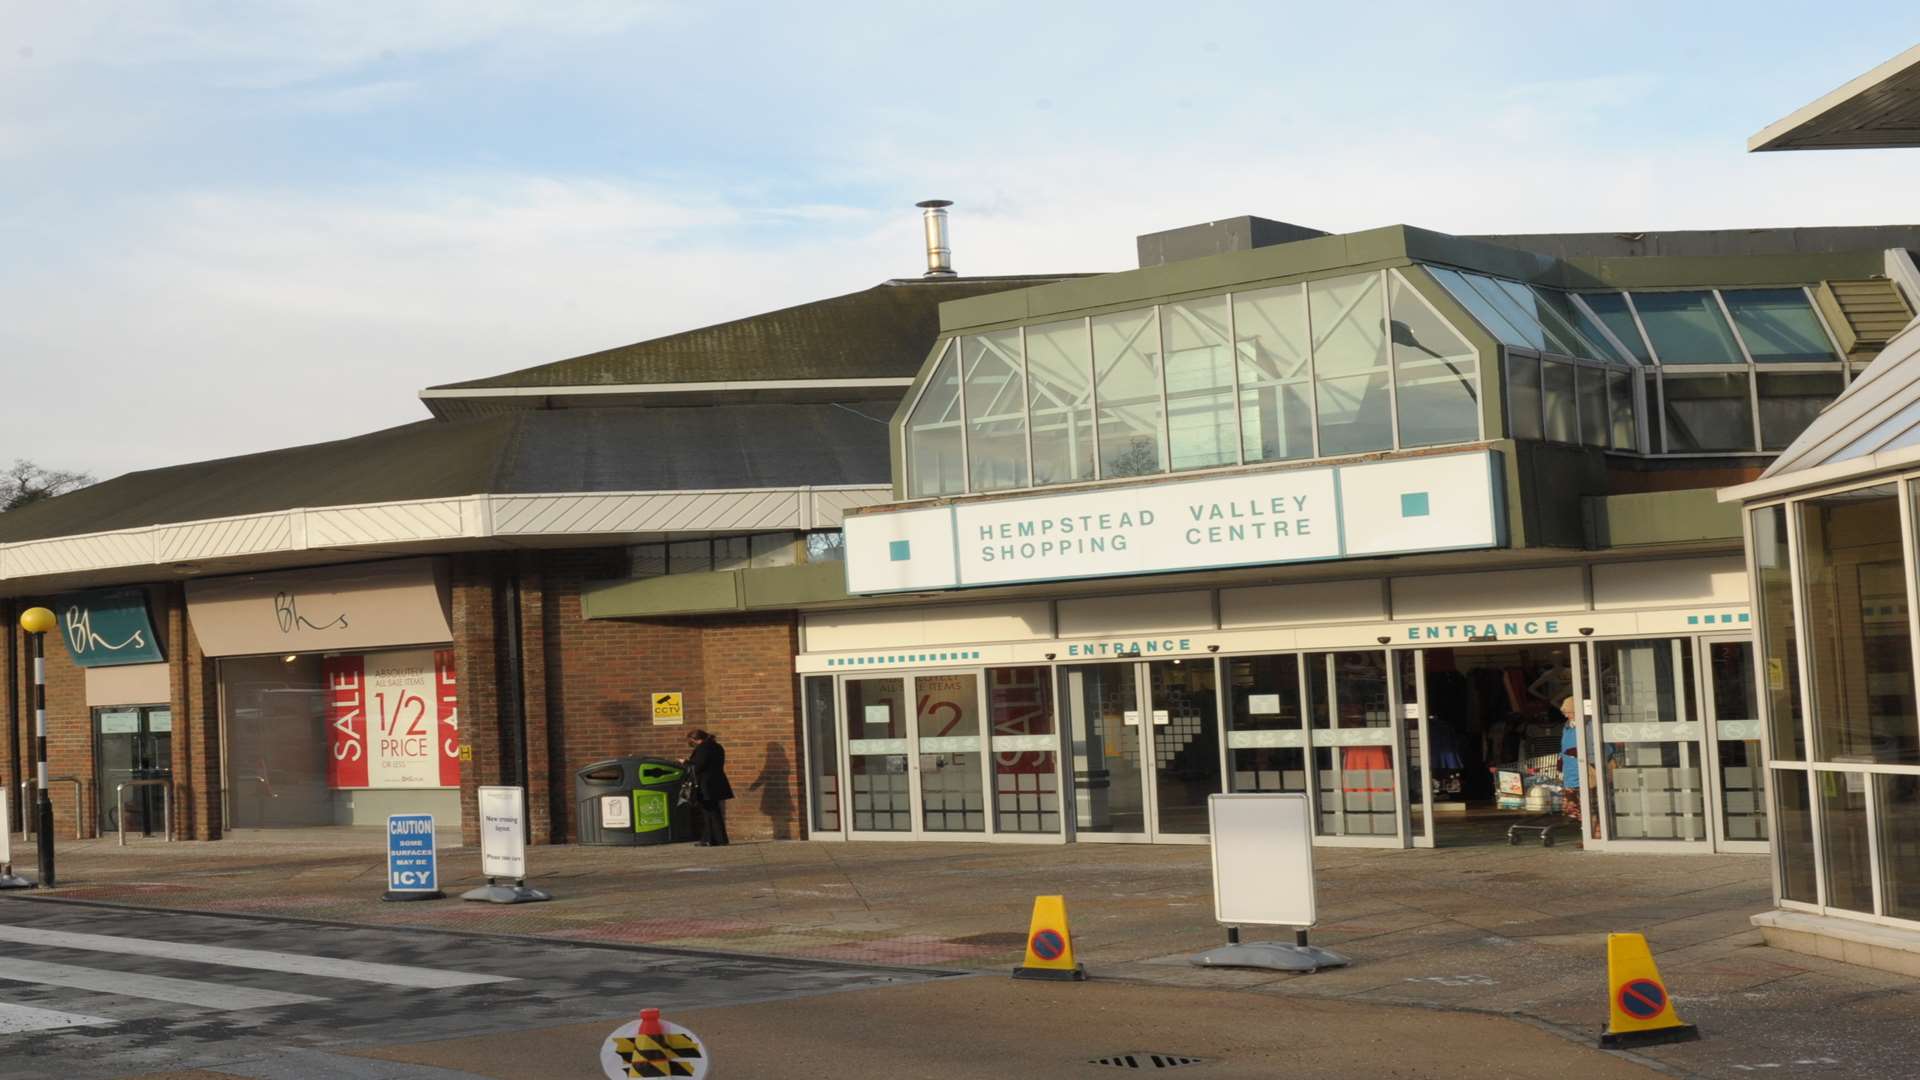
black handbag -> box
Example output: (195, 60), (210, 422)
(675, 775), (698, 807)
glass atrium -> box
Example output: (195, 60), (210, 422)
(904, 263), (1852, 499)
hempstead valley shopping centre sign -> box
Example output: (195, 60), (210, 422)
(845, 450), (1506, 594)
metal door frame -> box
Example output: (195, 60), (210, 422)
(1062, 659), (1160, 845)
(1699, 633), (1771, 855)
(836, 669), (1064, 844)
(1577, 636), (1715, 853)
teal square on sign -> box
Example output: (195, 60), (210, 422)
(1400, 492), (1430, 517)
(889, 540), (911, 561)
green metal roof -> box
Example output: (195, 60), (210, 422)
(429, 276), (1074, 392)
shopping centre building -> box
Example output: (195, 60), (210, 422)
(4, 175), (1918, 880)
(1723, 44), (1920, 971)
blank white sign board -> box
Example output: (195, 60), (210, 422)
(1208, 793), (1316, 928)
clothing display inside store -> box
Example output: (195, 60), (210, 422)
(1420, 646), (1574, 842)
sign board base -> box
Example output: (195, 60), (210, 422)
(0, 871), (32, 890)
(461, 882), (551, 904)
(1191, 941), (1349, 973)
(382, 889), (445, 902)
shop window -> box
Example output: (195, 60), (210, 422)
(1542, 359), (1578, 443)
(1232, 284), (1314, 463)
(1631, 291), (1746, 364)
(1752, 505), (1807, 760)
(1576, 365), (1608, 448)
(803, 675), (840, 832)
(712, 536), (752, 572)
(803, 530), (845, 563)
(1225, 654), (1306, 794)
(1875, 773), (1920, 920)
(1578, 292), (1655, 364)
(1820, 771), (1875, 913)
(1661, 372), (1754, 452)
(1799, 485), (1920, 765)
(750, 533), (798, 568)
(627, 543), (666, 578)
(1311, 273), (1393, 456)
(1307, 651), (1396, 838)
(668, 540), (713, 574)
(916, 672), (986, 832)
(1092, 307), (1166, 478)
(1388, 271), (1479, 448)
(906, 342), (966, 498)
(1757, 371), (1845, 451)
(987, 666), (1060, 834)
(844, 678), (910, 832)
(1773, 769), (1819, 903)
(1162, 296), (1237, 471)
(1607, 369), (1638, 450)
(1504, 352), (1543, 440)
(1025, 317), (1097, 486)
(1723, 288), (1838, 363)
(962, 330), (1029, 492)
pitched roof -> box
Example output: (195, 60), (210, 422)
(1757, 318), (1920, 483)
(427, 276), (1074, 393)
(1750, 44), (1920, 151)
(0, 403), (894, 544)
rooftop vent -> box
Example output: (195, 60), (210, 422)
(917, 199), (956, 278)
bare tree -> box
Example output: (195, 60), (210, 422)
(0, 459), (94, 511)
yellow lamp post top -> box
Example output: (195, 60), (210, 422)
(18, 607), (56, 635)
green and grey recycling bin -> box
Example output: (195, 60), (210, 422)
(574, 757), (693, 846)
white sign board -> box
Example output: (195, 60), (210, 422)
(1208, 793), (1317, 928)
(0, 794), (10, 866)
(844, 450), (1503, 594)
(476, 786), (527, 879)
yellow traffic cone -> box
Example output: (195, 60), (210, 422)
(1012, 894), (1086, 981)
(1599, 932), (1699, 1048)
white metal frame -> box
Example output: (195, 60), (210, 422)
(1697, 633), (1772, 855)
(832, 668), (1067, 845)
(1574, 635), (1717, 854)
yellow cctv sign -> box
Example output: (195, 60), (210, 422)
(652, 692), (684, 725)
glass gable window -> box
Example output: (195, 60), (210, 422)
(1093, 307), (1166, 477)
(1310, 272), (1392, 456)
(963, 329), (1028, 492)
(1723, 288), (1839, 363)
(1233, 284), (1314, 463)
(902, 269), (1487, 497)
(906, 342), (965, 497)
(1162, 296), (1238, 471)
(1389, 272), (1479, 447)
(1025, 318), (1097, 486)
(1631, 291), (1745, 364)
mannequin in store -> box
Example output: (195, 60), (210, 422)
(1529, 663), (1574, 708)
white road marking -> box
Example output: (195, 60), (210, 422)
(0, 925), (514, 989)
(0, 957), (324, 1010)
(0, 1001), (113, 1034)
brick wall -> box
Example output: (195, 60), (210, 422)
(5, 596), (100, 842)
(450, 549), (806, 845)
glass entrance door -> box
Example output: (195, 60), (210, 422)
(94, 705), (172, 836)
(1703, 637), (1769, 853)
(1581, 638), (1712, 849)
(1061, 660), (1221, 843)
(842, 672), (992, 839)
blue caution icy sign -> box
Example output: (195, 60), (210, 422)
(387, 814), (439, 894)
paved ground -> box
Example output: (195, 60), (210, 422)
(6, 830), (1919, 1077)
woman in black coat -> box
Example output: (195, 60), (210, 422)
(683, 729), (733, 846)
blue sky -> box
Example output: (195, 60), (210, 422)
(3, 2), (1918, 478)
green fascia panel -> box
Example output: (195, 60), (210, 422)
(1401, 227), (1559, 283)
(1584, 488), (1742, 548)
(939, 225), (1422, 333)
(1556, 252), (1885, 290)
(739, 561), (849, 608)
(581, 570), (741, 619)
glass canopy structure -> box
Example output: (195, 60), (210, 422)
(904, 260), (1853, 499)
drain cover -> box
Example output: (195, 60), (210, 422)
(1088, 1052), (1205, 1069)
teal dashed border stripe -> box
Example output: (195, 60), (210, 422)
(826, 650), (984, 668)
(1685, 612), (1752, 626)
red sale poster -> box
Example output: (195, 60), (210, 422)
(434, 649), (461, 787)
(324, 655), (370, 788)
